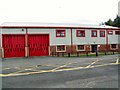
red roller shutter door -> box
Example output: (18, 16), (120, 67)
(2, 35), (25, 58)
(28, 34), (49, 56)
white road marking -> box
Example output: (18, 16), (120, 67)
(85, 81), (96, 88)
(86, 59), (99, 68)
(116, 58), (119, 64)
(0, 70), (51, 77)
(0, 63), (119, 77)
(0, 68), (11, 70)
(1, 57), (119, 77)
(51, 63), (72, 71)
(52, 63), (119, 72)
(25, 69), (32, 70)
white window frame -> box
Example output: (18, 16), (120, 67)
(56, 45), (66, 52)
(110, 44), (118, 50)
(76, 45), (85, 51)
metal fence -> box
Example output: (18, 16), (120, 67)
(51, 51), (119, 57)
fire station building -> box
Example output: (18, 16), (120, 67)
(0, 23), (120, 58)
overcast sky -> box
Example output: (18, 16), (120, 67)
(0, 0), (119, 25)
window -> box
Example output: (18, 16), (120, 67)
(76, 30), (85, 37)
(100, 30), (105, 37)
(77, 45), (85, 51)
(91, 30), (97, 37)
(111, 44), (117, 49)
(56, 30), (66, 37)
(56, 45), (66, 52)
(107, 30), (113, 35)
(115, 31), (120, 35)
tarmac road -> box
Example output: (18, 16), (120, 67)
(1, 54), (120, 88)
(2, 65), (119, 88)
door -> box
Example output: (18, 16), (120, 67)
(91, 45), (97, 52)
(2, 34), (25, 58)
(28, 34), (49, 56)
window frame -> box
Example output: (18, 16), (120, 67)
(76, 30), (85, 37)
(110, 44), (118, 50)
(76, 45), (85, 51)
(115, 31), (120, 35)
(107, 30), (113, 35)
(100, 30), (105, 37)
(91, 30), (97, 37)
(56, 30), (66, 37)
(56, 45), (66, 52)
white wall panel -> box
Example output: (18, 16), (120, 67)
(108, 31), (119, 44)
(28, 28), (71, 45)
(1, 28), (119, 46)
(2, 28), (26, 34)
(72, 29), (106, 45)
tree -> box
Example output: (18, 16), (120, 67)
(105, 19), (113, 26)
(105, 15), (120, 28)
(113, 15), (120, 27)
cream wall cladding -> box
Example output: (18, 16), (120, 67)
(108, 30), (119, 44)
(28, 28), (71, 46)
(72, 29), (106, 45)
(1, 28), (119, 46)
(2, 28), (26, 34)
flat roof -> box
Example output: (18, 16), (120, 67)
(0, 22), (120, 30)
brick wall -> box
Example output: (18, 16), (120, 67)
(0, 48), (2, 58)
(50, 44), (120, 55)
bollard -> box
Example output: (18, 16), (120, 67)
(57, 52), (59, 57)
(52, 52), (53, 56)
(96, 51), (98, 56)
(62, 52), (64, 57)
(86, 52), (88, 56)
(68, 53), (70, 57)
(55, 52), (57, 56)
(113, 51), (114, 55)
(77, 52), (79, 57)
(105, 52), (106, 55)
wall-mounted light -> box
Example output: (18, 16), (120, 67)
(22, 29), (24, 31)
(98, 45), (100, 47)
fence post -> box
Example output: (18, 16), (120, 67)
(113, 51), (114, 55)
(62, 52), (64, 57)
(105, 51), (106, 55)
(57, 52), (59, 57)
(96, 51), (98, 56)
(52, 52), (53, 56)
(86, 51), (88, 56)
(68, 53), (70, 57)
(77, 52), (79, 57)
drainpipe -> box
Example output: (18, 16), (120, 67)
(106, 29), (108, 52)
(71, 28), (73, 54)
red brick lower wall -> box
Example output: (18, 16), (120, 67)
(50, 44), (120, 55)
(0, 48), (2, 58)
